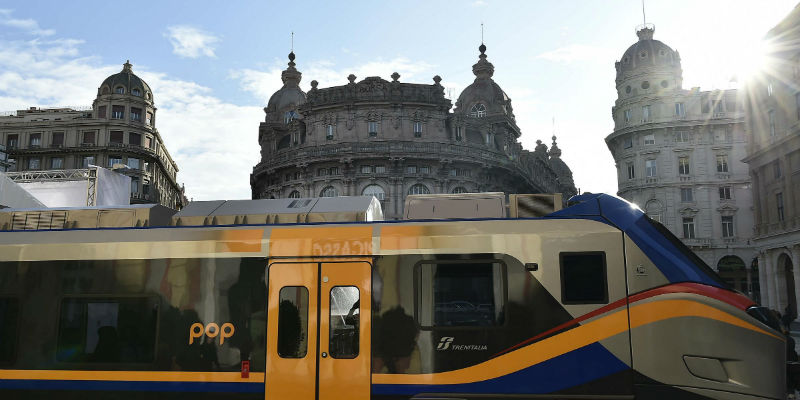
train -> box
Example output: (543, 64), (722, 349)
(0, 192), (787, 399)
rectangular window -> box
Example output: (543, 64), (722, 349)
(128, 158), (139, 169)
(456, 127), (463, 141)
(108, 156), (122, 167)
(375, 165), (386, 173)
(6, 134), (17, 149)
(416, 261), (505, 327)
(28, 158), (40, 170)
(681, 188), (693, 202)
(719, 186), (732, 200)
(675, 102), (685, 117)
(52, 132), (64, 146)
(368, 121), (378, 136)
(111, 105), (124, 119)
(716, 155), (729, 173)
(644, 134), (655, 145)
(768, 82), (774, 96)
(56, 297), (157, 363)
(278, 286), (309, 358)
(406, 165), (417, 174)
(722, 216), (734, 238)
(82, 156), (95, 168)
(623, 138), (633, 149)
(110, 131), (124, 144)
(51, 157), (63, 169)
(678, 156), (690, 175)
(683, 217), (696, 239)
(769, 110), (776, 136)
(774, 160), (782, 179)
(413, 122), (422, 137)
(645, 159), (657, 177)
(777, 193), (785, 222)
(702, 94), (711, 113)
(146, 112), (153, 126)
(29, 133), (41, 147)
(329, 286), (359, 358)
(129, 132), (141, 146)
(675, 131), (689, 143)
(420, 166), (430, 174)
(144, 136), (152, 149)
(560, 252), (608, 304)
(326, 125), (334, 140)
(318, 168), (327, 177)
(361, 165), (372, 174)
(131, 177), (139, 194)
(329, 167), (339, 175)
(97, 105), (107, 119)
(83, 131), (96, 144)
(624, 109), (632, 123)
(130, 108), (142, 122)
(449, 168), (457, 176)
(7, 158), (15, 171)
(627, 162), (635, 179)
(642, 105), (651, 122)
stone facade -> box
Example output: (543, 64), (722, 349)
(742, 5), (800, 317)
(0, 144), (10, 173)
(251, 46), (577, 219)
(0, 62), (186, 209)
(605, 26), (757, 299)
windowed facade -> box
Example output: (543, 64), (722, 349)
(127, 158), (139, 169)
(111, 105), (124, 119)
(777, 193), (785, 222)
(130, 108), (142, 122)
(413, 122), (422, 137)
(82, 131), (96, 145)
(675, 102), (685, 117)
(642, 105), (651, 122)
(28, 158), (40, 170)
(82, 156), (95, 168)
(626, 162), (635, 179)
(368, 121), (378, 136)
(326, 125), (334, 140)
(455, 126), (463, 141)
(114, 86), (125, 94)
(769, 110), (776, 136)
(452, 186), (468, 194)
(721, 215), (734, 238)
(678, 156), (690, 175)
(682, 217), (696, 239)
(97, 106), (107, 119)
(719, 186), (732, 200)
(361, 184), (385, 201)
(680, 188), (693, 202)
(108, 156), (122, 167)
(146, 112), (153, 126)
(29, 133), (41, 147)
(469, 103), (486, 118)
(129, 132), (141, 146)
(624, 109), (632, 123)
(675, 130), (689, 143)
(408, 184), (430, 195)
(320, 186), (338, 197)
(52, 132), (64, 147)
(623, 137), (633, 149)
(716, 155), (729, 173)
(110, 131), (123, 144)
(6, 134), (18, 149)
(360, 165), (372, 174)
(773, 160), (782, 179)
(406, 165), (417, 174)
(50, 157), (63, 169)
(420, 166), (429, 174)
(132, 88), (141, 96)
(288, 190), (301, 198)
(645, 159), (657, 177)
(644, 134), (655, 145)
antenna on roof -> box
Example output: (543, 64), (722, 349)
(481, 22), (484, 44)
(642, 0), (647, 25)
(291, 31), (294, 52)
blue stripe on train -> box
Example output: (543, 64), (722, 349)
(372, 342), (629, 396)
(0, 379), (262, 393)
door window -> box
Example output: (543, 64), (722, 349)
(278, 286), (309, 358)
(329, 286), (359, 359)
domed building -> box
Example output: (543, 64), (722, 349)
(251, 45), (577, 219)
(0, 61), (186, 209)
(605, 25), (757, 300)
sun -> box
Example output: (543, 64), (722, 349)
(732, 39), (772, 84)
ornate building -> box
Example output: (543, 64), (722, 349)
(605, 26), (757, 299)
(742, 4), (800, 317)
(251, 45), (577, 219)
(0, 61), (186, 209)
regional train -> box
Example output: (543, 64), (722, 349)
(0, 193), (786, 399)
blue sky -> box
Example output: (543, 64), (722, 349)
(0, 1), (796, 200)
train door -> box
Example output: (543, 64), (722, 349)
(265, 261), (371, 400)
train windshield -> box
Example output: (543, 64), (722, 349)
(645, 216), (732, 290)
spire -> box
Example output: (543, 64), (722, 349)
(472, 42), (494, 79)
(281, 50), (301, 87)
(636, 1), (655, 41)
(122, 60), (133, 73)
(550, 135), (562, 158)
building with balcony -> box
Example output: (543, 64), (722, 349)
(251, 46), (577, 220)
(605, 25), (757, 300)
(742, 4), (800, 317)
(0, 61), (186, 209)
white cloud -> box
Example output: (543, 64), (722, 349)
(0, 9), (55, 36)
(472, 0), (487, 6)
(164, 25), (220, 59)
(537, 44), (615, 64)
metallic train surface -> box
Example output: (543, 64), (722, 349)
(0, 193), (786, 399)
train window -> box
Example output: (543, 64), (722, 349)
(560, 252), (608, 304)
(0, 298), (19, 363)
(416, 261), (506, 328)
(56, 297), (158, 363)
(329, 286), (359, 359)
(278, 286), (309, 358)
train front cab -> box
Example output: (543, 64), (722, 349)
(264, 259), (372, 400)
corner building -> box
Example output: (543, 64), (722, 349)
(742, 5), (800, 317)
(0, 61), (186, 209)
(251, 46), (577, 220)
(605, 26), (757, 300)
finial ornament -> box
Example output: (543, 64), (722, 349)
(122, 60), (133, 73)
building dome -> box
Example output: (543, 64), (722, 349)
(265, 52), (306, 119)
(99, 61), (153, 101)
(455, 44), (514, 119)
(616, 26), (681, 80)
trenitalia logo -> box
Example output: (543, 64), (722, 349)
(437, 337), (454, 350)
(436, 336), (488, 351)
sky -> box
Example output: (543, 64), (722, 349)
(0, 0), (796, 201)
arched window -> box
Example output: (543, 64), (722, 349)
(362, 184), (385, 201)
(645, 199), (663, 223)
(469, 103), (486, 118)
(451, 186), (468, 194)
(132, 88), (141, 96)
(320, 186), (338, 197)
(408, 184), (430, 195)
(284, 110), (298, 124)
(115, 86), (125, 94)
(717, 256), (747, 294)
(288, 190), (301, 198)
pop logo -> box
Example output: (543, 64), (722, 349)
(189, 322), (235, 345)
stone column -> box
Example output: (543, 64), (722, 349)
(758, 252), (768, 306)
(791, 246), (800, 321)
(764, 251), (778, 309)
